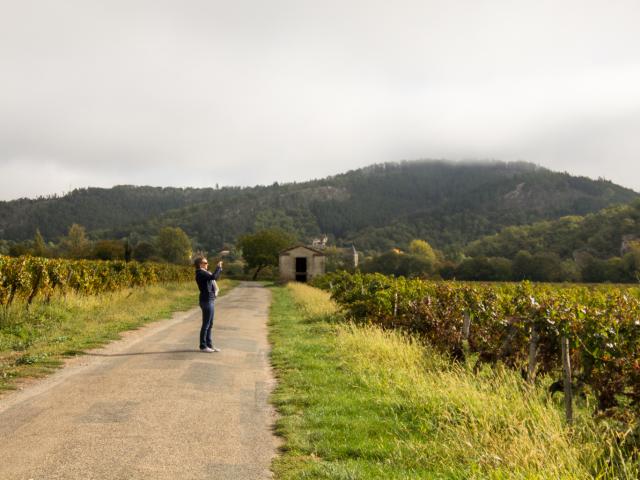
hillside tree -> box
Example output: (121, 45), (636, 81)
(60, 224), (91, 258)
(157, 227), (192, 264)
(92, 240), (126, 260)
(238, 228), (294, 280)
(33, 229), (48, 257)
(133, 241), (159, 262)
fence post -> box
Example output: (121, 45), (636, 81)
(462, 311), (472, 361)
(527, 323), (538, 383)
(462, 312), (471, 341)
(561, 335), (573, 424)
(393, 279), (398, 318)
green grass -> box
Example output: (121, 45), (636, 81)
(0, 279), (238, 392)
(269, 283), (638, 479)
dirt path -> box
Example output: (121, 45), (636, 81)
(0, 282), (279, 480)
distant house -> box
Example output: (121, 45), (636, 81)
(311, 235), (328, 249)
(279, 245), (326, 282)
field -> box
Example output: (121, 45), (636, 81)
(320, 272), (640, 428)
(270, 281), (639, 479)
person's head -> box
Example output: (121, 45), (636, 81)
(193, 256), (208, 270)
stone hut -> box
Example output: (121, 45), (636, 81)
(279, 245), (326, 282)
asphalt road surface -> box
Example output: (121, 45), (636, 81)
(0, 282), (280, 480)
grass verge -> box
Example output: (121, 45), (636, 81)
(0, 279), (238, 392)
(269, 283), (638, 479)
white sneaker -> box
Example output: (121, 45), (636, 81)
(200, 347), (214, 353)
(210, 346), (221, 352)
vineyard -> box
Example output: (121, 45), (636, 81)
(316, 272), (640, 444)
(0, 255), (192, 306)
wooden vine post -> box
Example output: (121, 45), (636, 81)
(462, 312), (471, 340)
(527, 323), (539, 383)
(561, 335), (573, 424)
(462, 311), (471, 359)
(393, 278), (398, 318)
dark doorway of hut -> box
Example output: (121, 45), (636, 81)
(295, 257), (307, 282)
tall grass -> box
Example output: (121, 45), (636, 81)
(288, 282), (339, 318)
(271, 283), (638, 479)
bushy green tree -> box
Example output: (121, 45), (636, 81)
(60, 224), (91, 258)
(32, 229), (48, 257)
(408, 239), (437, 263)
(622, 245), (640, 282)
(238, 228), (295, 280)
(363, 250), (433, 278)
(454, 256), (512, 281)
(0, 240), (10, 255)
(157, 227), (192, 264)
(92, 240), (126, 260)
(511, 251), (534, 280)
(133, 241), (159, 262)
(512, 250), (572, 282)
(8, 242), (30, 257)
(581, 256), (609, 283)
(324, 245), (359, 273)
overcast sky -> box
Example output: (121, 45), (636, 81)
(1, 0), (640, 200)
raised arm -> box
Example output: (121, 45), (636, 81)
(199, 265), (222, 281)
(212, 264), (222, 280)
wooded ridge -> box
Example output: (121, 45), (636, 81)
(1, 160), (636, 258)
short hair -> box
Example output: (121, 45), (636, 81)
(193, 256), (206, 269)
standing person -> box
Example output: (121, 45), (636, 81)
(194, 257), (223, 352)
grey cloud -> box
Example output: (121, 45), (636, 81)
(1, 0), (640, 199)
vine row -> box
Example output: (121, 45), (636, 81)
(0, 255), (192, 306)
(316, 272), (640, 431)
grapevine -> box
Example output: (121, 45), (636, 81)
(319, 271), (640, 432)
(0, 255), (192, 306)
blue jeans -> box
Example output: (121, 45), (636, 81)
(199, 300), (215, 349)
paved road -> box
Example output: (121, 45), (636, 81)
(0, 282), (279, 480)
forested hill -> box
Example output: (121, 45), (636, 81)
(1, 161), (637, 254)
(133, 161), (638, 253)
(0, 186), (219, 240)
(465, 200), (640, 261)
